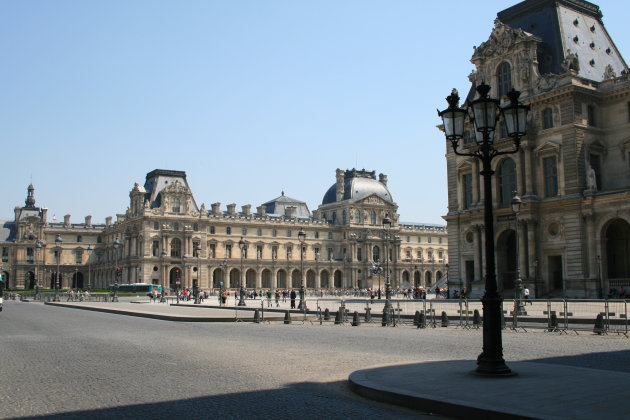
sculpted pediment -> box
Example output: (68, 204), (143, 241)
(358, 194), (390, 206)
(162, 180), (189, 194)
(472, 19), (536, 60)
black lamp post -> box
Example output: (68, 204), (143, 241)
(35, 241), (44, 300)
(438, 83), (529, 376)
(194, 242), (201, 304)
(238, 237), (246, 306)
(220, 259), (227, 306)
(382, 216), (393, 315)
(112, 238), (121, 302)
(370, 261), (383, 295)
(298, 229), (307, 310)
(511, 192), (524, 315)
(87, 245), (93, 292)
(53, 234), (62, 302)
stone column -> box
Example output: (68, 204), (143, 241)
(524, 145), (533, 196)
(584, 214), (597, 278)
(517, 219), (527, 279)
(526, 219), (537, 283)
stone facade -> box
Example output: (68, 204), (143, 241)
(443, 0), (630, 298)
(1, 169), (448, 293)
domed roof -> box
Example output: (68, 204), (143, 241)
(322, 169), (393, 205)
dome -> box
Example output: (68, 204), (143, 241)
(322, 169), (393, 205)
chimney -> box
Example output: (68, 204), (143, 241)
(242, 204), (252, 216)
(256, 205), (267, 216)
(85, 215), (92, 227)
(211, 202), (221, 215)
(336, 168), (345, 202)
(379, 173), (388, 187)
(227, 203), (236, 216)
(64, 214), (71, 226)
(105, 216), (112, 226)
(41, 208), (48, 223)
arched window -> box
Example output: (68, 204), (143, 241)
(355, 210), (362, 224)
(373, 245), (380, 262)
(497, 61), (512, 97)
(498, 158), (516, 207)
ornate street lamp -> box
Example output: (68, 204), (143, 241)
(370, 261), (383, 297)
(511, 192), (524, 316)
(438, 83), (529, 376)
(53, 234), (62, 302)
(194, 242), (201, 304)
(238, 237), (246, 306)
(382, 215), (393, 320)
(298, 229), (307, 311)
(220, 259), (227, 306)
(112, 238), (121, 302)
(35, 241), (44, 300)
(87, 245), (93, 292)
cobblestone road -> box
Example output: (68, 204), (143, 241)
(1, 301), (628, 419)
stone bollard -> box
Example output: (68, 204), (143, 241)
(441, 311), (449, 327)
(284, 310), (292, 324)
(254, 309), (261, 324)
(548, 312), (558, 332)
(324, 308), (331, 321)
(352, 311), (360, 326)
(472, 309), (481, 327)
(593, 313), (605, 335)
(334, 310), (343, 325)
(364, 307), (372, 323)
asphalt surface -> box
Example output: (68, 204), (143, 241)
(2, 300), (629, 419)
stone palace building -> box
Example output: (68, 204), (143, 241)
(443, 0), (630, 298)
(1, 169), (448, 293)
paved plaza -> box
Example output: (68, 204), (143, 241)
(1, 300), (629, 419)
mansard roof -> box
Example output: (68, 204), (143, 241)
(261, 192), (311, 218)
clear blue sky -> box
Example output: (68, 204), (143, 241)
(1, 0), (628, 225)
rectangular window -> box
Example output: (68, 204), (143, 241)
(77, 235), (82, 243)
(54, 250), (59, 264)
(26, 247), (34, 263)
(257, 228), (262, 236)
(542, 108), (553, 129)
(315, 231), (319, 239)
(242, 227), (247, 236)
(438, 251), (444, 260)
(406, 250), (411, 260)
(272, 229), (277, 237)
(173, 222), (179, 231)
(226, 227), (231, 235)
(328, 232), (333, 240)
(287, 230), (292, 237)
(587, 104), (596, 126)
(543, 156), (558, 197)
(208, 244), (215, 258)
(152, 240), (159, 257)
(418, 237), (421, 243)
(357, 247), (362, 262)
(209, 226), (215, 234)
(439, 237), (442, 244)
(417, 250), (423, 260)
(75, 250), (83, 264)
(225, 244), (232, 259)
(463, 173), (473, 209)
(428, 237), (432, 243)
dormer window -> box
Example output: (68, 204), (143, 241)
(497, 62), (512, 97)
(172, 197), (181, 213)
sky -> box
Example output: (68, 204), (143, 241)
(1, 0), (628, 225)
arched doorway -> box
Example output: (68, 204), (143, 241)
(496, 229), (517, 293)
(246, 269), (256, 289)
(277, 269), (287, 289)
(605, 218), (630, 280)
(169, 267), (182, 290)
(229, 269), (240, 289)
(261, 269), (272, 289)
(402, 271), (410, 286)
(72, 272), (84, 289)
(306, 270), (316, 288)
(291, 270), (301, 288)
(414, 271), (421, 288)
(320, 270), (330, 288)
(333, 270), (342, 288)
(212, 268), (225, 289)
(425, 271), (432, 287)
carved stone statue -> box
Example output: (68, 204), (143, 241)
(586, 165), (597, 191)
(561, 49), (580, 73)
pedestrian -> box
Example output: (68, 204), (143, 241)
(523, 286), (531, 305)
(266, 289), (272, 307)
(290, 289), (297, 309)
(275, 290), (280, 307)
(221, 289), (227, 305)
